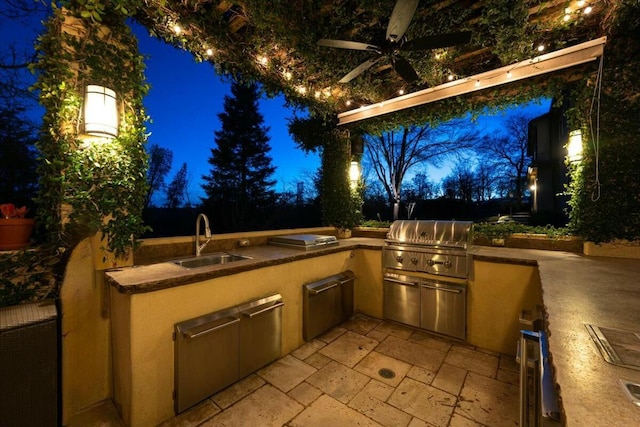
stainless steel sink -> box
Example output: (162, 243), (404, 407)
(171, 253), (252, 269)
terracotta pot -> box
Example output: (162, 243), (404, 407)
(0, 218), (35, 250)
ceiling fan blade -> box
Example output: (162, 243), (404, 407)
(317, 39), (380, 51)
(339, 57), (381, 83)
(401, 31), (472, 51)
(392, 55), (419, 83)
(386, 0), (419, 43)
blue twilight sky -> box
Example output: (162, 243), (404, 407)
(3, 11), (552, 205)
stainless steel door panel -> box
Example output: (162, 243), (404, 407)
(238, 294), (283, 378)
(304, 277), (343, 340)
(174, 307), (240, 413)
(420, 280), (466, 339)
(383, 274), (420, 327)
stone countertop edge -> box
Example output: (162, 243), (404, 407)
(105, 239), (540, 295)
(105, 238), (382, 294)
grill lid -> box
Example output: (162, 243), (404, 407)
(386, 220), (473, 249)
(269, 234), (339, 250)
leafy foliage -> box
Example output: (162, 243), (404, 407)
(473, 222), (572, 240)
(32, 3), (150, 263)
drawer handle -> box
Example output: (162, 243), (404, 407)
(421, 284), (461, 293)
(385, 278), (418, 287)
(184, 317), (240, 339)
(309, 282), (339, 295)
(242, 301), (284, 318)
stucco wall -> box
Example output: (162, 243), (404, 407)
(110, 249), (384, 427)
(61, 239), (112, 424)
(467, 260), (542, 354)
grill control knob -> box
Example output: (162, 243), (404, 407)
(427, 259), (435, 266)
(411, 257), (419, 265)
(396, 255), (403, 263)
(444, 261), (452, 268)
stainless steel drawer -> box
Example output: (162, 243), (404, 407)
(174, 306), (240, 414)
(303, 271), (355, 340)
(238, 294), (284, 378)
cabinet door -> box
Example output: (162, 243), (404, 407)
(238, 296), (284, 378)
(174, 310), (240, 414)
(383, 275), (421, 327)
(420, 281), (466, 339)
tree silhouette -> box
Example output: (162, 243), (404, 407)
(364, 119), (478, 220)
(477, 113), (532, 207)
(165, 162), (188, 208)
(145, 143), (173, 208)
(201, 81), (276, 231)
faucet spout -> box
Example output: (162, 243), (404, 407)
(195, 213), (212, 256)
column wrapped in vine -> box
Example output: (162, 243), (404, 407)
(33, 3), (150, 265)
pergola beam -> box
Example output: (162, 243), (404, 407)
(337, 37), (606, 126)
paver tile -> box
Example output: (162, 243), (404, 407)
(257, 355), (316, 392)
(388, 377), (457, 426)
(289, 394), (381, 426)
(288, 382), (323, 406)
(376, 335), (446, 372)
(406, 365), (436, 385)
(212, 374), (265, 409)
(304, 352), (332, 369)
(291, 339), (326, 360)
(445, 346), (499, 378)
(349, 390), (412, 427)
(319, 331), (378, 367)
(202, 384), (303, 427)
(318, 326), (347, 343)
(306, 360), (371, 403)
(343, 314), (383, 335)
(431, 363), (468, 396)
(374, 321), (415, 339)
(455, 372), (519, 427)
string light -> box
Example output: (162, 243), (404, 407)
(172, 24), (182, 35)
(257, 55), (268, 66)
(345, 100), (352, 106)
(206, 48), (214, 56)
(283, 71), (293, 80)
(584, 5), (592, 14)
(475, 80), (480, 87)
(398, 89), (405, 95)
(314, 90), (321, 98)
(296, 86), (306, 95)
(507, 70), (513, 78)
(537, 44), (545, 52)
(577, 0), (586, 6)
(447, 74), (454, 81)
(563, 13), (571, 22)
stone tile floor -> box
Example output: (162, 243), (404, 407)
(76, 314), (520, 427)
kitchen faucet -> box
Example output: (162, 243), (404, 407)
(195, 213), (212, 256)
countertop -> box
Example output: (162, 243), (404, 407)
(105, 239), (640, 425)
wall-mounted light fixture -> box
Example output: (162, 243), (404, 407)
(84, 85), (118, 138)
(567, 129), (583, 163)
(349, 161), (360, 189)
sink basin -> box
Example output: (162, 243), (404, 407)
(171, 253), (252, 269)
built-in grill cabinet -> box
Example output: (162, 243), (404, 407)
(174, 294), (283, 414)
(383, 220), (472, 339)
(303, 271), (355, 340)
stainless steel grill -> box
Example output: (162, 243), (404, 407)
(382, 220), (473, 340)
(383, 220), (473, 278)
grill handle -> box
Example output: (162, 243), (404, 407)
(384, 278), (419, 287)
(308, 281), (339, 295)
(421, 284), (461, 293)
(241, 301), (284, 318)
(183, 316), (240, 339)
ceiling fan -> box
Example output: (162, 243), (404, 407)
(317, 0), (472, 84)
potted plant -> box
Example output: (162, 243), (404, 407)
(0, 203), (35, 251)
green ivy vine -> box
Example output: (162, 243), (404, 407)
(32, 3), (150, 263)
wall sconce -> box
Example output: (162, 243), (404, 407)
(349, 161), (360, 189)
(84, 85), (118, 138)
(567, 130), (583, 163)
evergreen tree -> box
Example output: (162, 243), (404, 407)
(201, 81), (276, 231)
